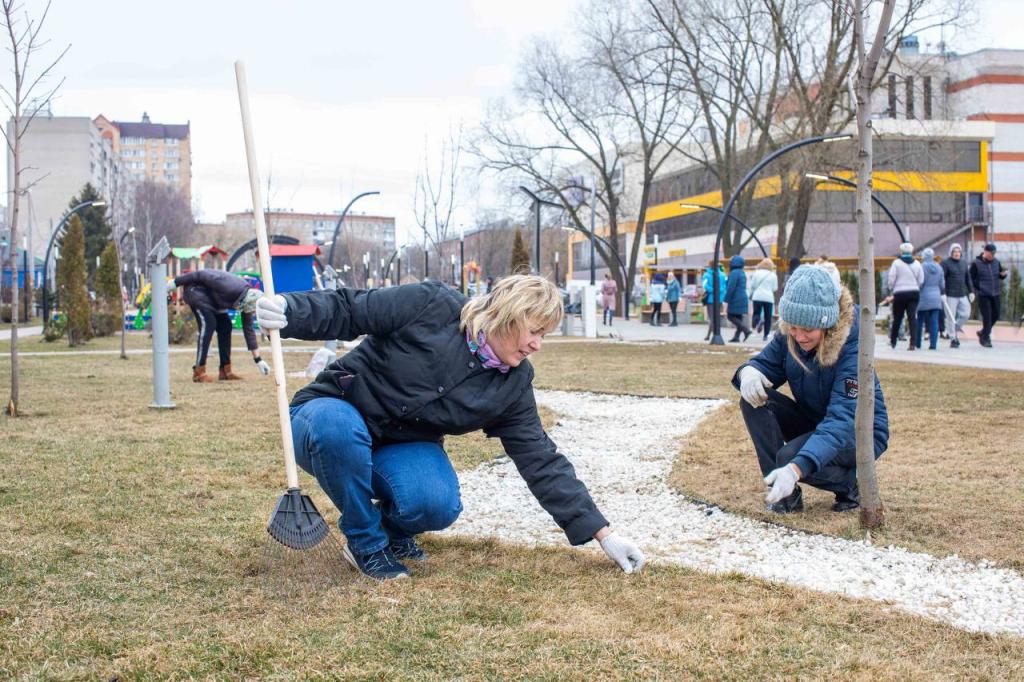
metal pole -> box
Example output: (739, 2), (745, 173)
(554, 251), (560, 288)
(148, 237), (174, 409)
(680, 203), (769, 257)
(396, 255), (401, 287)
(424, 250), (429, 280)
(710, 133), (852, 345)
(589, 178), (597, 286)
(534, 201), (541, 275)
(805, 173), (907, 243)
(459, 232), (465, 293)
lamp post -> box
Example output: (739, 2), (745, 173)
(42, 199), (107, 325)
(519, 186), (561, 275)
(459, 229), (466, 294)
(362, 252), (370, 288)
(554, 251), (560, 288)
(382, 244), (407, 286)
(679, 203), (769, 257)
(326, 190), (380, 270)
(709, 133), (852, 344)
(450, 253), (456, 286)
(589, 176), (597, 286)
(804, 173), (907, 243)
(653, 234), (659, 268)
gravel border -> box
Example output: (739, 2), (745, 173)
(449, 390), (1024, 637)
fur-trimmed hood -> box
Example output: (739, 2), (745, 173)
(779, 284), (855, 368)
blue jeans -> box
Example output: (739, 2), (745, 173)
(915, 309), (940, 349)
(290, 397), (463, 555)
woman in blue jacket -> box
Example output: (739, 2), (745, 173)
(725, 254), (751, 342)
(701, 264), (727, 341)
(733, 266), (889, 513)
(915, 247), (945, 350)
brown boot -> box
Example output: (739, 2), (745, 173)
(218, 364), (243, 380)
(192, 365), (215, 383)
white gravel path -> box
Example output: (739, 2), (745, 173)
(449, 390), (1024, 637)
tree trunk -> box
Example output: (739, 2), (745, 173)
(7, 125), (21, 417)
(852, 0), (896, 529)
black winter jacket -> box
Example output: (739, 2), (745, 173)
(969, 255), (1007, 298)
(940, 257), (972, 298)
(283, 281), (608, 545)
(174, 270), (258, 351)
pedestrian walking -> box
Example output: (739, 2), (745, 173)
(748, 258), (778, 341)
(169, 269), (270, 382)
(649, 273), (667, 326)
(666, 272), (682, 326)
(734, 266), (889, 514)
(255, 275), (646, 580)
(969, 243), (1008, 348)
(914, 248), (945, 350)
(886, 242), (924, 350)
(701, 263), (727, 341)
(725, 255), (751, 342)
(601, 273), (617, 326)
(940, 243), (973, 348)
(814, 254), (842, 291)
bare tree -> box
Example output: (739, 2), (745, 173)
(414, 127), (463, 264)
(474, 0), (694, 313)
(130, 179), (195, 254)
(852, 0), (896, 529)
(0, 0), (68, 416)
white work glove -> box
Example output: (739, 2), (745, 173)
(256, 294), (288, 330)
(968, 293), (975, 303)
(738, 365), (772, 408)
(166, 279), (178, 294)
(764, 464), (800, 504)
(255, 358), (271, 376)
(599, 532), (646, 574)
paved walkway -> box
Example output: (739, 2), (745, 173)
(0, 325), (42, 341)
(580, 316), (1024, 372)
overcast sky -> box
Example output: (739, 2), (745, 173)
(7, 0), (1024, 243)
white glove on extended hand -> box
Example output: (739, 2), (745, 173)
(739, 366), (772, 408)
(256, 294), (288, 330)
(599, 532), (646, 574)
(256, 359), (271, 376)
(764, 464), (800, 504)
(166, 279), (178, 294)
(968, 293), (975, 303)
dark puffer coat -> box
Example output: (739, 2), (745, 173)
(174, 269), (258, 351)
(282, 281), (608, 545)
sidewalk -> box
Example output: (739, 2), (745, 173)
(0, 325), (42, 341)
(590, 316), (1024, 372)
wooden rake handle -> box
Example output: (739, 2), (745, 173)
(234, 61), (299, 490)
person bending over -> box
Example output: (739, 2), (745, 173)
(733, 265), (889, 513)
(256, 275), (646, 581)
(169, 269), (269, 382)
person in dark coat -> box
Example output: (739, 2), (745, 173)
(725, 254), (751, 342)
(169, 269), (268, 382)
(734, 266), (889, 513)
(255, 275), (646, 581)
(969, 243), (1009, 348)
(940, 243), (973, 348)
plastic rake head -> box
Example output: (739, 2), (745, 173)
(266, 487), (332, 550)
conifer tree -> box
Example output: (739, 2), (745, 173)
(56, 215), (93, 346)
(94, 242), (121, 336)
(510, 227), (531, 275)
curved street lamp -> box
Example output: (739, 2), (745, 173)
(42, 199), (107, 324)
(709, 133), (853, 345)
(326, 190), (380, 270)
(519, 185), (561, 275)
(803, 172), (907, 243)
(679, 203), (769, 258)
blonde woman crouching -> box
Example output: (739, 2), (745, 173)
(256, 275), (645, 581)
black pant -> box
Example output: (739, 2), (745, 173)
(890, 291), (919, 348)
(751, 301), (773, 339)
(650, 301), (663, 325)
(739, 390), (858, 497)
(978, 294), (1000, 341)
(727, 313), (750, 339)
(668, 300), (679, 325)
(193, 306), (233, 369)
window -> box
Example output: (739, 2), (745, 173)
(164, 161), (179, 170)
(905, 76), (915, 119)
(923, 77), (932, 119)
(165, 138), (179, 146)
(164, 149), (179, 158)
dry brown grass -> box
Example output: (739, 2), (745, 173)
(0, 341), (1021, 677)
(531, 342), (1024, 568)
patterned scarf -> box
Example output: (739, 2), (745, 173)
(466, 330), (510, 374)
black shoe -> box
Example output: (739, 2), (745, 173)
(832, 486), (860, 512)
(669, 322), (678, 327)
(342, 545), (410, 581)
(766, 486), (803, 514)
(728, 336), (740, 343)
(950, 339), (960, 348)
(981, 338), (993, 348)
(743, 330), (752, 341)
(389, 537), (427, 562)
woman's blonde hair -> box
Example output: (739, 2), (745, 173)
(757, 258), (775, 270)
(460, 274), (563, 340)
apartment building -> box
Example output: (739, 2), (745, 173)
(94, 112), (192, 204)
